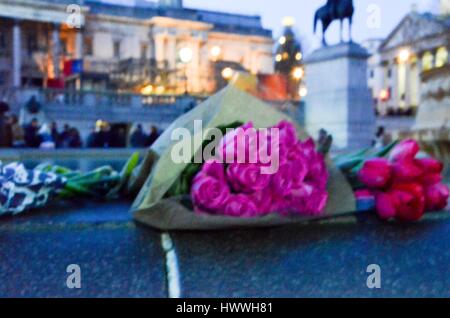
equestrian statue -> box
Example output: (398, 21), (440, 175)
(314, 0), (354, 46)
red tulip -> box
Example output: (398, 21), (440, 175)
(391, 159), (423, 182)
(375, 183), (425, 222)
(358, 158), (392, 189)
(425, 183), (449, 211)
(375, 192), (397, 220)
(391, 183), (426, 222)
(421, 173), (443, 186)
(389, 139), (420, 162)
(416, 158), (443, 174)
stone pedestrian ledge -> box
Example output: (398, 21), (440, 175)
(0, 148), (148, 162)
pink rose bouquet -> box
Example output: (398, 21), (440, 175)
(190, 121), (329, 218)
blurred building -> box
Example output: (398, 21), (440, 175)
(273, 17), (304, 101)
(365, 5), (449, 118)
(0, 0), (274, 94)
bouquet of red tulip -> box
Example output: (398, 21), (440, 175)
(337, 139), (449, 222)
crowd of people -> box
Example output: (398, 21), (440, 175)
(0, 101), (160, 149)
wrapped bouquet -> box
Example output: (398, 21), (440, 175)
(129, 85), (356, 230)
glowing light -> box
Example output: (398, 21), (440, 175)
(299, 86), (308, 98)
(221, 67), (234, 80)
(141, 85), (154, 95)
(155, 86), (165, 94)
(279, 36), (286, 45)
(95, 120), (103, 129)
(275, 54), (282, 62)
(379, 89), (390, 101)
(282, 16), (296, 27)
(292, 67), (304, 80)
(179, 47), (193, 64)
(295, 52), (303, 61)
(210, 46), (221, 59)
(282, 52), (289, 60)
(398, 48), (411, 63)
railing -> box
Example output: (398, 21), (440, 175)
(0, 87), (208, 109)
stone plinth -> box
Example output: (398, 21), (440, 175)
(304, 42), (376, 150)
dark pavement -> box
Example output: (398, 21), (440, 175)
(0, 199), (449, 298)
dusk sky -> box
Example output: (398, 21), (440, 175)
(103, 0), (442, 52)
(183, 0), (440, 52)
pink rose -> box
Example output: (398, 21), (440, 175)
(425, 183), (449, 211)
(217, 122), (254, 163)
(306, 152), (328, 189)
(191, 175), (230, 213)
(251, 188), (274, 215)
(291, 187), (328, 216)
(358, 158), (392, 189)
(389, 139), (420, 162)
(200, 159), (226, 180)
(224, 194), (259, 217)
(227, 163), (272, 193)
(297, 138), (316, 162)
(271, 162), (296, 196)
(273, 120), (297, 148)
(280, 182), (328, 216)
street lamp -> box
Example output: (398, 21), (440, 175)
(179, 47), (193, 94)
(210, 46), (222, 60)
(398, 48), (411, 64)
(299, 85), (308, 98)
(292, 66), (304, 80)
(221, 67), (234, 81)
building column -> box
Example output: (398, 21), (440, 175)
(52, 24), (61, 78)
(149, 26), (156, 61)
(192, 39), (201, 93)
(75, 29), (83, 59)
(167, 36), (177, 70)
(154, 34), (166, 65)
(12, 20), (22, 87)
(404, 61), (411, 108)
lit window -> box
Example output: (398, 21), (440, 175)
(435, 47), (448, 68)
(141, 43), (148, 59)
(84, 37), (93, 56)
(422, 51), (434, 71)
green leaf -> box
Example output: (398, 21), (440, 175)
(165, 121), (244, 198)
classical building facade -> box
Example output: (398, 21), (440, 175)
(0, 0), (274, 95)
(365, 8), (450, 117)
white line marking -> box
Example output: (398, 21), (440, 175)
(161, 232), (181, 298)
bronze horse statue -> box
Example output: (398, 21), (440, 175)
(314, 0), (354, 46)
